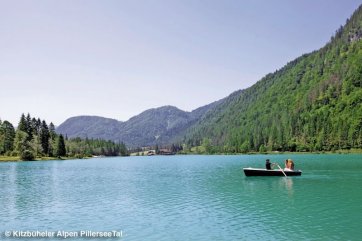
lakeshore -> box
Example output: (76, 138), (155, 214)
(2, 148), (362, 162)
(0, 156), (85, 162)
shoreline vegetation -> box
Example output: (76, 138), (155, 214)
(129, 146), (362, 157)
(0, 113), (129, 162)
(0, 156), (76, 162)
(1, 114), (361, 163)
(0, 155), (100, 162)
(2, 148), (361, 162)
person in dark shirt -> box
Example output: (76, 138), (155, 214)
(266, 159), (272, 170)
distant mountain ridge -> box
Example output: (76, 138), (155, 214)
(57, 5), (362, 151)
(56, 100), (223, 147)
(56, 116), (122, 141)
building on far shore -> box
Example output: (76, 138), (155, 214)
(159, 149), (175, 155)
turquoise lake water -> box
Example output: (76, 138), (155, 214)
(1, 154), (362, 240)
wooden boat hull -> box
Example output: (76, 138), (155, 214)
(243, 168), (302, 176)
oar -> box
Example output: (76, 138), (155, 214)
(276, 164), (288, 178)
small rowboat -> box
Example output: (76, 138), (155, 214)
(243, 167), (302, 176)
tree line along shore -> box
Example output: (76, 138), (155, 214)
(0, 113), (128, 161)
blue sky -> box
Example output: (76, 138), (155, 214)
(0, 0), (361, 125)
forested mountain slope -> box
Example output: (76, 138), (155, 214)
(183, 5), (362, 152)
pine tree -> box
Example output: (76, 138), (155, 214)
(36, 118), (42, 133)
(56, 134), (66, 157)
(26, 113), (33, 140)
(18, 114), (27, 133)
(40, 120), (50, 155)
(31, 117), (39, 136)
(48, 122), (57, 157)
(49, 122), (56, 140)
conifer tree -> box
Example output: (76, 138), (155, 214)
(48, 122), (57, 157)
(40, 120), (50, 155)
(56, 134), (66, 157)
(49, 122), (56, 140)
(26, 113), (33, 140)
(18, 114), (27, 133)
(31, 117), (39, 136)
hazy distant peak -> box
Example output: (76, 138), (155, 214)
(56, 102), (221, 147)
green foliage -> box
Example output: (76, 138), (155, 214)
(14, 130), (35, 160)
(259, 144), (267, 153)
(65, 137), (128, 157)
(17, 114), (27, 133)
(21, 149), (35, 161)
(202, 138), (212, 154)
(184, 7), (362, 153)
(240, 141), (250, 154)
(56, 134), (66, 157)
(0, 114), (129, 160)
(40, 120), (50, 155)
(0, 120), (15, 154)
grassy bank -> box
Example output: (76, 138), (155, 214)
(0, 156), (88, 162)
(0, 156), (21, 162)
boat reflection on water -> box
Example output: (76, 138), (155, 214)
(280, 177), (294, 196)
